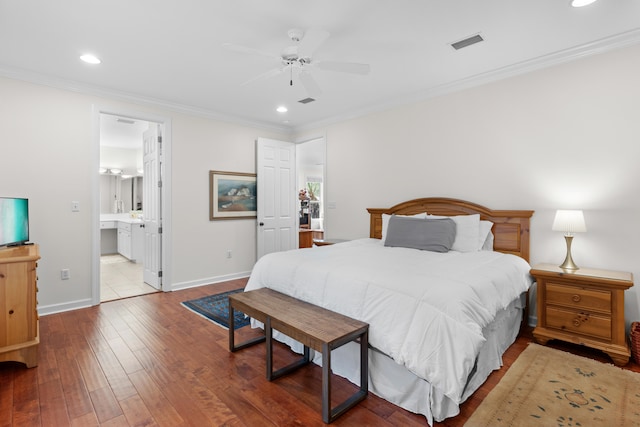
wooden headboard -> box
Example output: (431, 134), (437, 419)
(367, 198), (534, 262)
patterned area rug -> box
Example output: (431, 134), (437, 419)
(181, 288), (250, 330)
(465, 343), (640, 426)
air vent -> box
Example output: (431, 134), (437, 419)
(298, 97), (315, 104)
(451, 34), (484, 50)
(116, 118), (135, 124)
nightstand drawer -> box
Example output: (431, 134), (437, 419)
(546, 306), (611, 340)
(546, 282), (611, 314)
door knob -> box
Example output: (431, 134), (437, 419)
(259, 222), (264, 226)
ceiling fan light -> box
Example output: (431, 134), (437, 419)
(571, 0), (598, 7)
(276, 106), (288, 113)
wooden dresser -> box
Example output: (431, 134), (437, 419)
(0, 244), (40, 368)
(531, 263), (633, 366)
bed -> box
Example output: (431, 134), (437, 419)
(245, 198), (534, 425)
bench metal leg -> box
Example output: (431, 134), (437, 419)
(322, 330), (369, 423)
(228, 299), (265, 352)
(266, 317), (310, 381)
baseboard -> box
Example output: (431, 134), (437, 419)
(39, 298), (94, 316)
(170, 271), (251, 291)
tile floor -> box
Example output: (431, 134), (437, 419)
(100, 254), (158, 302)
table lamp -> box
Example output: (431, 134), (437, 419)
(552, 210), (587, 270)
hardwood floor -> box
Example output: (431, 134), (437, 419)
(2, 278), (639, 426)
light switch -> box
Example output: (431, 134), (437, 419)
(71, 201), (80, 212)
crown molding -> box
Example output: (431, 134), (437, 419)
(0, 65), (293, 135)
(2, 27), (639, 137)
(292, 28), (640, 134)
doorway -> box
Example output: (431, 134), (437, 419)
(99, 114), (154, 301)
(296, 137), (326, 247)
(92, 108), (172, 305)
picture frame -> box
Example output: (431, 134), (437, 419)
(209, 170), (257, 220)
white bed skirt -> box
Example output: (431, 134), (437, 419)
(253, 293), (525, 425)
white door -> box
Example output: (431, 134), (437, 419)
(143, 123), (162, 289)
(257, 137), (296, 259)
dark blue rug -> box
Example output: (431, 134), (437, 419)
(181, 288), (250, 330)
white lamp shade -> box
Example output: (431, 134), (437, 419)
(552, 210), (587, 233)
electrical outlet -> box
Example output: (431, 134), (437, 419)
(226, 250), (232, 259)
(61, 269), (70, 280)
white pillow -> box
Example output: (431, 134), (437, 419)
(428, 214), (480, 252)
(479, 220), (494, 251)
(482, 229), (495, 251)
(381, 213), (426, 243)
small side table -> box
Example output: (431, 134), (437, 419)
(531, 263), (633, 366)
(314, 238), (349, 247)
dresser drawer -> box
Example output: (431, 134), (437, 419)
(546, 306), (611, 340)
(546, 282), (611, 314)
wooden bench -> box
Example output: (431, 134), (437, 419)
(228, 288), (369, 423)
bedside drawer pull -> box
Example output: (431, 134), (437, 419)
(572, 294), (581, 303)
(572, 313), (590, 327)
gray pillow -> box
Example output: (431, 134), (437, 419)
(384, 216), (456, 252)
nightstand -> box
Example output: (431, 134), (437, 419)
(313, 238), (348, 247)
(531, 263), (634, 366)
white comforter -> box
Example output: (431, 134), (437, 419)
(245, 238), (532, 403)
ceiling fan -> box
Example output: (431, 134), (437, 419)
(222, 28), (371, 98)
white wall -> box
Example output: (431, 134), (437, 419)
(299, 43), (640, 326)
(0, 76), (287, 313)
(169, 114), (285, 289)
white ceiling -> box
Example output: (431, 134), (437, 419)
(2, 1), (640, 133)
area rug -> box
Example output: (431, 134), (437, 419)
(181, 288), (250, 330)
(465, 343), (640, 426)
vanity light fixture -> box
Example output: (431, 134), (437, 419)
(80, 54), (101, 64)
(100, 167), (124, 175)
(276, 106), (288, 113)
(571, 0), (598, 7)
(552, 209), (587, 270)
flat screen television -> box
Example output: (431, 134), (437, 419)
(0, 197), (30, 247)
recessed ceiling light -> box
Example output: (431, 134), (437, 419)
(276, 106), (288, 113)
(80, 54), (101, 64)
(571, 0), (598, 7)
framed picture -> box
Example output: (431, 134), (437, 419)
(209, 170), (257, 220)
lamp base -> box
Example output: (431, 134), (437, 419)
(559, 235), (579, 270)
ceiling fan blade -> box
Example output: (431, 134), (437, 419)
(299, 71), (323, 98)
(316, 61), (371, 75)
(240, 67), (285, 86)
(297, 29), (330, 58)
(222, 43), (280, 60)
